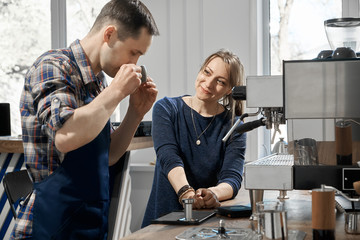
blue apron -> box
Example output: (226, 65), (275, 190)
(32, 93), (111, 240)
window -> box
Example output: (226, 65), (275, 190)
(0, 0), (121, 137)
(269, 0), (342, 149)
(66, 0), (108, 44)
(0, 0), (51, 136)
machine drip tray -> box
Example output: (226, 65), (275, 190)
(175, 227), (306, 240)
(151, 210), (215, 225)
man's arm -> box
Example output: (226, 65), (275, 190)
(55, 64), (143, 153)
(54, 84), (126, 153)
(108, 78), (158, 165)
(108, 108), (143, 166)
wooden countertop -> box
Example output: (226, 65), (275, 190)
(122, 188), (358, 240)
(0, 136), (153, 153)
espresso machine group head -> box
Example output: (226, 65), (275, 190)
(222, 75), (285, 144)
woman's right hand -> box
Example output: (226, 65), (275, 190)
(192, 188), (220, 209)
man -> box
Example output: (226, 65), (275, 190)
(12, 0), (159, 239)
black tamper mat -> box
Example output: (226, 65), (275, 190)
(151, 210), (215, 225)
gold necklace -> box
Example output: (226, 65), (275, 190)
(190, 98), (218, 146)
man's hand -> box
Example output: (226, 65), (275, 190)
(110, 63), (158, 118)
(129, 76), (158, 117)
(110, 64), (143, 101)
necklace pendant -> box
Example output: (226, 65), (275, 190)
(196, 139), (201, 145)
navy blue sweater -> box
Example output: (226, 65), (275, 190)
(142, 96), (246, 227)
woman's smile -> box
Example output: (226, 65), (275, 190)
(200, 85), (211, 95)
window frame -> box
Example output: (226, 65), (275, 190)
(51, 0), (67, 49)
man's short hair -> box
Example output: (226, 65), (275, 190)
(91, 0), (159, 40)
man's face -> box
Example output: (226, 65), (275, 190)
(101, 27), (152, 78)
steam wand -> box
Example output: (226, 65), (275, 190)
(222, 109), (264, 142)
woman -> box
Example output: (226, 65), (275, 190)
(142, 49), (246, 227)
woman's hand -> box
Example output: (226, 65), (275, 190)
(192, 188), (220, 209)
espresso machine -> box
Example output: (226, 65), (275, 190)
(225, 18), (360, 213)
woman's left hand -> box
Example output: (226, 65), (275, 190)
(193, 188), (221, 209)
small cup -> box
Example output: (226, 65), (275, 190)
(345, 212), (360, 234)
(256, 201), (288, 240)
(140, 65), (147, 83)
(294, 138), (319, 165)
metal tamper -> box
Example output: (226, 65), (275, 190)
(182, 198), (194, 221)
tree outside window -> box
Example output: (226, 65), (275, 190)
(0, 0), (110, 136)
(0, 0), (51, 136)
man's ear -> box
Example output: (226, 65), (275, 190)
(103, 25), (117, 45)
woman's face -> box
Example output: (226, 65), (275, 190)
(195, 57), (232, 103)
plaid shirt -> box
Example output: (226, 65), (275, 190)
(12, 40), (106, 239)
